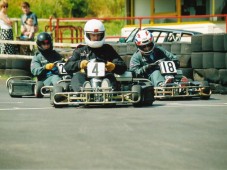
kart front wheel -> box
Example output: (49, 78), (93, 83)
(200, 81), (211, 100)
(132, 85), (142, 107)
(34, 81), (44, 98)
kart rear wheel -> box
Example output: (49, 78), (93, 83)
(34, 81), (44, 98)
(132, 85), (142, 107)
(8, 82), (21, 98)
(200, 81), (211, 100)
(52, 85), (68, 108)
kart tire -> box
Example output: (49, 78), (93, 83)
(202, 34), (213, 52)
(132, 85), (142, 107)
(200, 81), (211, 100)
(191, 52), (203, 69)
(34, 81), (44, 98)
(213, 33), (225, 52)
(214, 52), (225, 69)
(180, 42), (191, 54)
(0, 58), (6, 69)
(191, 34), (202, 52)
(161, 42), (172, 52)
(53, 85), (67, 108)
(8, 81), (22, 98)
(101, 78), (111, 92)
(83, 81), (92, 89)
(171, 42), (181, 55)
(202, 52), (214, 69)
(219, 69), (227, 86)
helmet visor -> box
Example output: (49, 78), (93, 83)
(138, 41), (154, 53)
(86, 32), (105, 41)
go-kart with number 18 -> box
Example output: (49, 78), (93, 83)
(154, 59), (212, 99)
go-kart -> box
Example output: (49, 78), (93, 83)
(6, 60), (69, 98)
(153, 59), (212, 99)
(50, 58), (155, 108)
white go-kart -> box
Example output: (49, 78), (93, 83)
(50, 58), (155, 108)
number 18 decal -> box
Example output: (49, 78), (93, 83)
(159, 61), (177, 74)
(87, 62), (105, 77)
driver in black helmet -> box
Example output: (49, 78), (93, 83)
(30, 32), (63, 86)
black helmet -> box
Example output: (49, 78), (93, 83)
(36, 32), (53, 54)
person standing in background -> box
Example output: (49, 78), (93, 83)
(0, 0), (15, 54)
(20, 17), (35, 40)
(21, 2), (38, 35)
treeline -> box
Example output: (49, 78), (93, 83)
(8, 0), (125, 18)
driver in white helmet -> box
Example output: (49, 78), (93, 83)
(129, 30), (185, 87)
(64, 19), (127, 92)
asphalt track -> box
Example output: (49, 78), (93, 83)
(0, 78), (227, 170)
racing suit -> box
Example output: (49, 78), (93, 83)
(64, 44), (127, 92)
(30, 50), (63, 86)
(130, 45), (179, 87)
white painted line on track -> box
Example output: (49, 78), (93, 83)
(162, 103), (227, 107)
(0, 102), (23, 104)
(0, 107), (53, 111)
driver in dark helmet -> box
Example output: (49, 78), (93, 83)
(129, 30), (187, 87)
(30, 32), (63, 86)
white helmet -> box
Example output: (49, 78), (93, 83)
(84, 19), (105, 48)
(135, 30), (155, 54)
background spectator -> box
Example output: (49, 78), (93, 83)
(0, 0), (15, 54)
(21, 1), (38, 36)
(20, 17), (35, 40)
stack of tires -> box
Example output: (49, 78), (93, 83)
(191, 33), (227, 94)
(0, 57), (32, 77)
(162, 42), (194, 80)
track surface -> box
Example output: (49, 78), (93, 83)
(0, 78), (227, 170)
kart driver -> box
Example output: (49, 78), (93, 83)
(30, 32), (63, 86)
(129, 30), (187, 87)
(64, 19), (127, 92)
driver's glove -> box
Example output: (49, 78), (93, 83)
(143, 63), (155, 71)
(45, 63), (55, 70)
(80, 60), (89, 69)
(106, 62), (115, 72)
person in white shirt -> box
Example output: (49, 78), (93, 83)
(0, 0), (15, 54)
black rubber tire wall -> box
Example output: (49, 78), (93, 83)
(191, 52), (203, 69)
(213, 52), (226, 69)
(191, 34), (202, 52)
(0, 59), (6, 69)
(213, 33), (225, 52)
(177, 54), (191, 68)
(202, 34), (213, 52)
(202, 52), (214, 69)
(181, 42), (191, 54)
(171, 42), (181, 55)
(219, 69), (227, 85)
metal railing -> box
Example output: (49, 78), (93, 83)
(45, 14), (227, 43)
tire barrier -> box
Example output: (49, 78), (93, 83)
(219, 69), (227, 86)
(176, 54), (191, 68)
(190, 33), (227, 93)
(160, 42), (172, 52)
(213, 33), (225, 52)
(191, 52), (203, 68)
(4, 69), (32, 77)
(202, 33), (213, 52)
(191, 34), (202, 52)
(202, 52), (214, 69)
